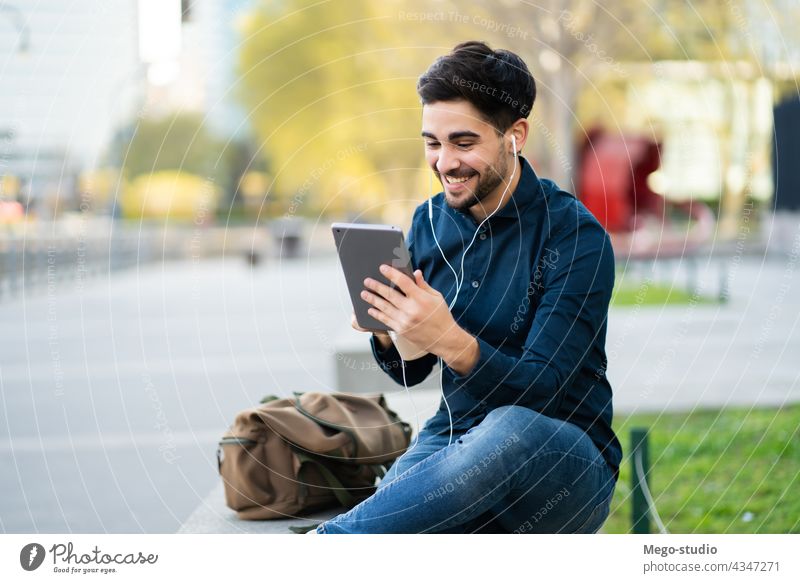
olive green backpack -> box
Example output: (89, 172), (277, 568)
(218, 391), (412, 521)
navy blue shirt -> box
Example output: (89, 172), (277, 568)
(370, 158), (622, 476)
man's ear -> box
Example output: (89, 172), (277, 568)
(509, 118), (529, 153)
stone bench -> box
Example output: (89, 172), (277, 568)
(177, 483), (343, 534)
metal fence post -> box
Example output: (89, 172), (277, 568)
(631, 427), (651, 534)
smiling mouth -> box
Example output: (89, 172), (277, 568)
(444, 173), (476, 185)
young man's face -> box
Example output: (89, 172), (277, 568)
(421, 99), (510, 213)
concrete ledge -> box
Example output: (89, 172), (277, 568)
(178, 483), (344, 534)
(334, 331), (441, 393)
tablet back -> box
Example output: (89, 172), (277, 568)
(332, 223), (413, 332)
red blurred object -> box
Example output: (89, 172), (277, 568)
(577, 129), (713, 258)
(578, 128), (663, 232)
(0, 200), (24, 223)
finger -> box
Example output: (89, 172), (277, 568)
(415, 270), (443, 299)
(367, 306), (395, 330)
(351, 313), (369, 332)
(414, 269), (434, 292)
(378, 264), (417, 296)
(363, 275), (407, 307)
(361, 289), (403, 321)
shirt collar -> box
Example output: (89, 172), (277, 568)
(450, 156), (543, 224)
(488, 156), (543, 219)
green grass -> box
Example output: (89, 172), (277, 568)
(611, 281), (718, 307)
(603, 405), (800, 533)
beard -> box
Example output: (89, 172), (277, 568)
(437, 147), (510, 213)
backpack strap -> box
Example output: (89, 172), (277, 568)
(295, 451), (357, 509)
(369, 464), (387, 479)
(292, 391), (359, 458)
(288, 523), (321, 534)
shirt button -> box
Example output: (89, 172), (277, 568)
(479, 233), (487, 240)
(471, 280), (480, 288)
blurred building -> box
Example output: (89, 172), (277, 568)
(200, 0), (256, 139)
(582, 60), (776, 241)
(142, 0), (255, 140)
(0, 0), (256, 221)
(0, 0), (142, 218)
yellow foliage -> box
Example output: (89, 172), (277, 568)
(238, 171), (271, 199)
(77, 168), (124, 211)
(236, 0), (767, 215)
(237, 0), (450, 219)
(122, 171), (219, 221)
(1, 174), (21, 198)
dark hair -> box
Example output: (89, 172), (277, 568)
(417, 41), (536, 133)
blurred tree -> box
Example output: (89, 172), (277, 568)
(120, 113), (227, 181)
(122, 170), (219, 221)
(237, 0), (461, 222)
(109, 113), (268, 220)
(484, 0), (772, 187)
(77, 168), (122, 213)
(236, 0), (789, 216)
(217, 137), (270, 220)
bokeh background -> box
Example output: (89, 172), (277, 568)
(1, 0), (798, 534)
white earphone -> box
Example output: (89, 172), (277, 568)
(377, 135), (520, 460)
(422, 132), (519, 446)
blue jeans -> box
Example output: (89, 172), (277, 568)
(317, 405), (616, 534)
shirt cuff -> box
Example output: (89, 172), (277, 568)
(449, 336), (502, 396)
(370, 333), (402, 370)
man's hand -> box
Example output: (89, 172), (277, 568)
(350, 312), (393, 350)
(360, 265), (479, 374)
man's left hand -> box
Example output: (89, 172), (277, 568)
(360, 265), (456, 356)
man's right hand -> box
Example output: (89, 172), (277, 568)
(351, 313), (393, 350)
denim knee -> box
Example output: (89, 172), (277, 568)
(477, 405), (588, 460)
(482, 405), (543, 434)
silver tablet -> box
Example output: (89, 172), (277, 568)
(332, 222), (414, 332)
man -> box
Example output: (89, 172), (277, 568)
(316, 41), (622, 534)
